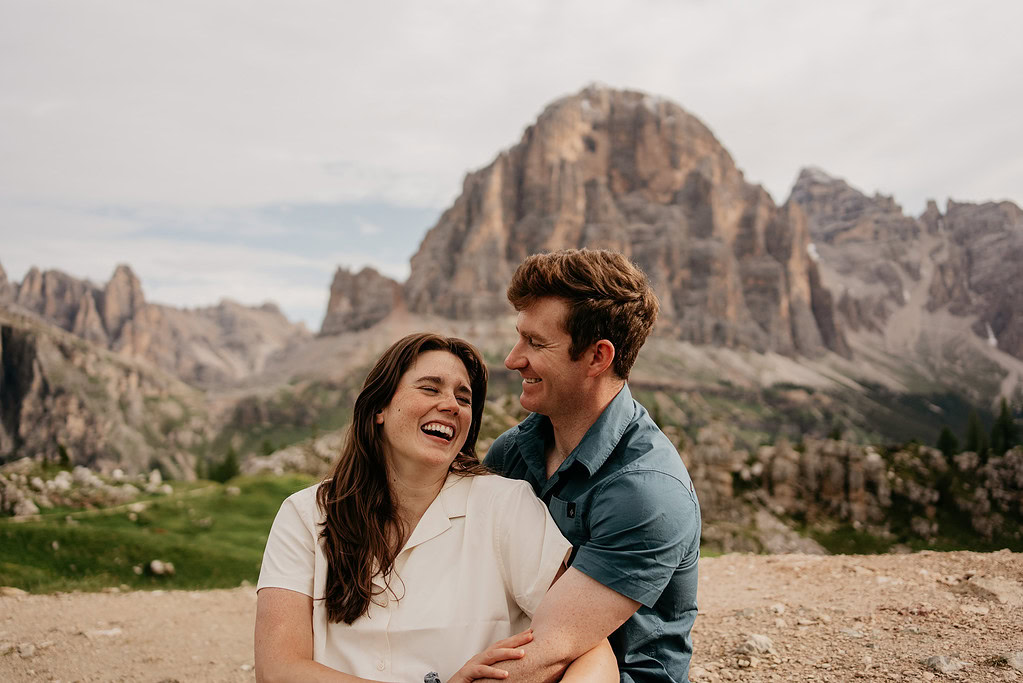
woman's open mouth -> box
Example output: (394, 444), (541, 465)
(420, 422), (454, 442)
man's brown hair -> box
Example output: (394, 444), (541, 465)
(507, 249), (659, 380)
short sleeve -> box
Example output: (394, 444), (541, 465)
(257, 491), (317, 597)
(572, 470), (698, 608)
(492, 480), (572, 618)
(484, 430), (510, 474)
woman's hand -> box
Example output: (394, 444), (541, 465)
(446, 629), (534, 683)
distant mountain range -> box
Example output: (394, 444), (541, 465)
(2, 85), (1021, 475)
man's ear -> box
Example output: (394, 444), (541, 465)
(586, 339), (616, 378)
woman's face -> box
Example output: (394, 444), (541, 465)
(375, 350), (474, 477)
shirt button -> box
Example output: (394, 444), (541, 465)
(376, 661), (386, 671)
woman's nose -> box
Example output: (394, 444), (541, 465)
(438, 392), (460, 413)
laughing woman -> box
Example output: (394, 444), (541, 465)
(254, 333), (616, 682)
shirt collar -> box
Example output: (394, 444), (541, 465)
(400, 472), (470, 552)
(519, 383), (636, 480)
(567, 383), (635, 476)
(372, 473), (471, 589)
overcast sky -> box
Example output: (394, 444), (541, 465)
(2, 0), (1020, 329)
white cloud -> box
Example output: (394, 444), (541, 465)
(2, 0), (1021, 323)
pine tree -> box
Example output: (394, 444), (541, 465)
(990, 398), (1018, 456)
(965, 410), (989, 461)
(936, 426), (959, 459)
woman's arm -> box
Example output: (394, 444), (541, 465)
(559, 639), (618, 682)
(254, 588), (394, 683)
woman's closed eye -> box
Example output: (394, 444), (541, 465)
(420, 385), (471, 406)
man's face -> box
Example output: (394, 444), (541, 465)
(504, 297), (589, 418)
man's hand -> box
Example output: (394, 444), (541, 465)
(447, 629), (533, 683)
(478, 568), (639, 683)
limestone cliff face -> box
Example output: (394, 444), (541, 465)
(940, 201), (1023, 359)
(100, 265), (146, 341)
(789, 167), (923, 333)
(790, 168), (1023, 363)
(405, 86), (847, 357)
(4, 264), (310, 387)
(319, 266), (403, 336)
(0, 308), (209, 475)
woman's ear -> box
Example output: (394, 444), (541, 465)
(374, 410), (384, 425)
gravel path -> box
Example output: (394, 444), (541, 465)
(2, 550), (1021, 682)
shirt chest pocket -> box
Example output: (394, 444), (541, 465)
(548, 495), (585, 547)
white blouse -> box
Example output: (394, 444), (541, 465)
(257, 473), (572, 681)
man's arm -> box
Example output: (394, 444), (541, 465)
(478, 567), (639, 683)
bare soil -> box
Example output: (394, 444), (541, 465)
(2, 551), (1021, 682)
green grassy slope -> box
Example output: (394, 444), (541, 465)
(0, 474), (314, 593)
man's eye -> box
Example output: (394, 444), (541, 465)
(457, 397), (471, 406)
(420, 386), (438, 393)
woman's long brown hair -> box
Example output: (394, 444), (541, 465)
(315, 333), (489, 624)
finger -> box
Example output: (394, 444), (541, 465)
(471, 664), (510, 679)
(477, 647), (526, 665)
(490, 629), (534, 649)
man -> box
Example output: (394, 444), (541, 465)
(485, 249), (701, 682)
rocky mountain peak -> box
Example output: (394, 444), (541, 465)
(319, 266), (402, 336)
(0, 260), (14, 304)
(5, 263), (309, 387)
(789, 166), (919, 245)
(790, 165), (1023, 370)
(101, 264), (146, 340)
(404, 86), (847, 357)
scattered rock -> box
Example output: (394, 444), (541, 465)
(13, 498), (40, 516)
(736, 634), (775, 655)
(149, 560), (175, 576)
(769, 603), (786, 614)
(225, 486), (241, 497)
(962, 575), (1023, 606)
(960, 603), (990, 615)
(1004, 652), (1023, 673)
(17, 642), (36, 658)
(922, 655), (967, 673)
(0, 586), (28, 597)
(84, 627), (123, 638)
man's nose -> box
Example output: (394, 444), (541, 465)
(505, 341), (526, 370)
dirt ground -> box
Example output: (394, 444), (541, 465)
(2, 551), (1021, 682)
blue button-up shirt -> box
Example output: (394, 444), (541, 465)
(486, 384), (701, 682)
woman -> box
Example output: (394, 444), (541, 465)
(255, 333), (616, 682)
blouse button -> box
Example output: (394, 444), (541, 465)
(376, 660), (386, 671)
